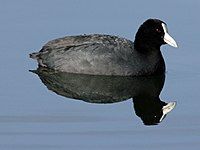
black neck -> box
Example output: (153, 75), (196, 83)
(134, 38), (161, 53)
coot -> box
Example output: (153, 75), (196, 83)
(30, 19), (178, 76)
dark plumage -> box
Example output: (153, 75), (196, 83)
(30, 19), (177, 76)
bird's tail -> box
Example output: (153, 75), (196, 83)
(29, 52), (40, 59)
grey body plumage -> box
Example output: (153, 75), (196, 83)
(30, 19), (177, 76)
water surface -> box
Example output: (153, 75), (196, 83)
(0, 0), (200, 149)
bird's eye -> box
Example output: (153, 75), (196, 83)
(156, 28), (161, 33)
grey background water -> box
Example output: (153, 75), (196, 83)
(0, 0), (200, 149)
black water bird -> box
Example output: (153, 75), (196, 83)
(30, 19), (178, 76)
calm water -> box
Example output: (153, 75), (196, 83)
(0, 0), (200, 149)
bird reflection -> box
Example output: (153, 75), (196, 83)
(30, 67), (176, 126)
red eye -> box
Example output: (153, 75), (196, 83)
(156, 28), (161, 33)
